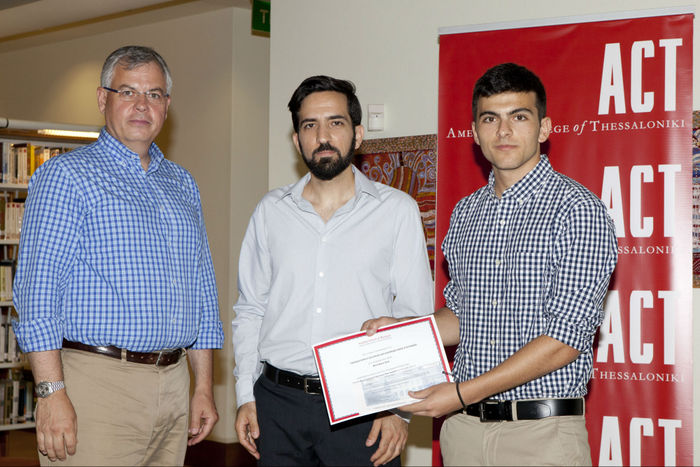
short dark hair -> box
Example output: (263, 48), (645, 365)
(288, 75), (362, 133)
(472, 63), (546, 120)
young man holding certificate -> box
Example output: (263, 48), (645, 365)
(363, 63), (618, 466)
(232, 75), (434, 466)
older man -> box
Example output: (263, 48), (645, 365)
(12, 45), (224, 466)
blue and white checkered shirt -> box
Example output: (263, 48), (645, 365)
(443, 155), (617, 399)
(12, 129), (224, 353)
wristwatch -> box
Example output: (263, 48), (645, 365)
(36, 381), (65, 398)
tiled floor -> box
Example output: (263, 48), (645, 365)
(1, 430), (256, 467)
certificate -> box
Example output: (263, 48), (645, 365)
(312, 316), (452, 424)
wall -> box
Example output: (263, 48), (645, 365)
(269, 1), (698, 465)
(229, 3), (271, 442)
(0, 3), (270, 444)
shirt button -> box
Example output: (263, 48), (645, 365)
(499, 220), (505, 226)
(492, 299), (498, 306)
(518, 198), (524, 204)
(495, 259), (501, 266)
(316, 307), (322, 314)
(490, 339), (496, 346)
(319, 271), (325, 278)
(321, 236), (327, 243)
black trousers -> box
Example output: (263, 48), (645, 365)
(254, 375), (402, 466)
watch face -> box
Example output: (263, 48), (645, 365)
(36, 381), (64, 398)
(36, 382), (51, 398)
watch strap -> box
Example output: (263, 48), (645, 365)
(37, 380), (65, 397)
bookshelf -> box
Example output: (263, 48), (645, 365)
(0, 128), (97, 445)
(0, 167), (30, 434)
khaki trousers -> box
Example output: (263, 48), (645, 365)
(440, 411), (592, 466)
(40, 348), (190, 467)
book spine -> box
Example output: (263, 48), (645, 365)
(0, 309), (6, 363)
(24, 380), (34, 421)
(10, 379), (19, 423)
(7, 325), (17, 362)
(8, 146), (16, 184)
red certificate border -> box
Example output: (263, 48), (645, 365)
(313, 316), (452, 424)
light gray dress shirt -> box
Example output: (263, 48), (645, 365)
(232, 167), (434, 407)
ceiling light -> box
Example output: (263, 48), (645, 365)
(37, 129), (100, 139)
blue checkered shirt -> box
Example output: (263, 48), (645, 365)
(12, 129), (224, 353)
(443, 155), (617, 399)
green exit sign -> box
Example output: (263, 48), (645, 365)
(252, 0), (270, 34)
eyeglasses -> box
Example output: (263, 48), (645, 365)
(102, 87), (169, 103)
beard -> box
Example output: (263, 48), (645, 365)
(301, 134), (356, 181)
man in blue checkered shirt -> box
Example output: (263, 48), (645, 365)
(364, 63), (617, 465)
(12, 46), (224, 465)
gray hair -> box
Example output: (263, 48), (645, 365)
(100, 45), (172, 95)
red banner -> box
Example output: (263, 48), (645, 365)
(436, 10), (693, 466)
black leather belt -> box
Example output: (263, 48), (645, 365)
(465, 398), (584, 422)
(62, 339), (184, 367)
(263, 363), (322, 395)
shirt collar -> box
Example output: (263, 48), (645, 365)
(487, 154), (552, 200)
(281, 165), (381, 202)
(97, 127), (165, 172)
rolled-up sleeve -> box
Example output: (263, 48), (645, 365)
(544, 199), (618, 352)
(12, 160), (81, 352)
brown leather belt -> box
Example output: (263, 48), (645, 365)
(62, 339), (184, 367)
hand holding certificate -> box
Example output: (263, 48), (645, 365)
(312, 316), (452, 424)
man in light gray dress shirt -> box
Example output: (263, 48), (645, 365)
(232, 75), (434, 466)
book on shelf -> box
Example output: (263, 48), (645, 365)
(10, 378), (19, 423)
(0, 380), (4, 424)
(2, 380), (10, 424)
(3, 199), (24, 240)
(0, 369), (34, 424)
(28, 145), (53, 178)
(38, 147), (51, 167)
(16, 379), (25, 423)
(28, 145), (38, 178)
(0, 143), (13, 185)
(13, 144), (27, 185)
(0, 310), (5, 363)
(7, 326), (18, 363)
(0, 141), (70, 186)
(0, 260), (12, 301)
(0, 194), (6, 237)
(24, 379), (33, 422)
(0, 307), (23, 364)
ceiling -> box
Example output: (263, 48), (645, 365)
(0, 0), (251, 43)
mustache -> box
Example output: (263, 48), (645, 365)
(312, 142), (341, 157)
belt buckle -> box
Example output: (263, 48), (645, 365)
(479, 400), (500, 422)
(155, 349), (177, 367)
(479, 400), (512, 422)
(303, 377), (315, 394)
(155, 350), (165, 367)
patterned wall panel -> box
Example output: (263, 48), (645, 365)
(355, 135), (437, 271)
